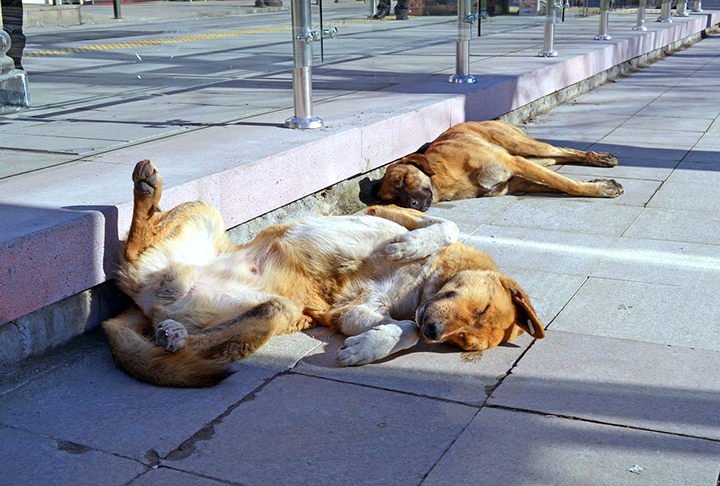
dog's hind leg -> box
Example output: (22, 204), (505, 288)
(507, 155), (624, 198)
(486, 123), (618, 168)
(157, 297), (305, 362)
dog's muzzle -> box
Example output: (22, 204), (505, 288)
(420, 319), (445, 342)
(401, 188), (433, 212)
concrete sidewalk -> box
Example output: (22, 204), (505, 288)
(2, 2), (718, 357)
(1, 3), (720, 484)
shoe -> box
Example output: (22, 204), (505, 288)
(395, 12), (409, 20)
(373, 6), (390, 19)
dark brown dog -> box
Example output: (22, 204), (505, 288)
(377, 120), (623, 211)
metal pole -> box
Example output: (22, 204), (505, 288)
(675, 1), (689, 16)
(633, 0), (647, 31)
(113, 0), (122, 20)
(286, 0), (324, 129)
(449, 0), (477, 83)
(595, 0), (611, 40)
(692, 0), (703, 12)
(539, 0), (560, 57)
(657, 0), (672, 22)
(369, 0), (377, 18)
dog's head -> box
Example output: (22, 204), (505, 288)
(377, 154), (435, 212)
(416, 270), (544, 351)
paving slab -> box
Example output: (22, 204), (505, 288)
(422, 406), (720, 486)
(0, 424), (145, 486)
(488, 266), (588, 326)
(129, 467), (227, 485)
(295, 332), (535, 407)
(425, 196), (522, 238)
(486, 198), (643, 235)
(488, 330), (720, 440)
(647, 178), (720, 211)
(167, 373), (477, 485)
(241, 326), (335, 372)
(623, 206), (720, 245)
(521, 113), (631, 146)
(463, 225), (619, 276)
(0, 346), (276, 462)
(589, 235), (720, 288)
(549, 276), (720, 350)
(671, 158), (720, 183)
(555, 153), (679, 181)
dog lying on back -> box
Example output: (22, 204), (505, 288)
(376, 120), (624, 211)
(102, 160), (544, 387)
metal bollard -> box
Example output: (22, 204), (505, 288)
(633, 0), (647, 31)
(449, 0), (477, 84)
(595, 0), (611, 40)
(286, 0), (324, 129)
(692, 0), (703, 12)
(675, 1), (689, 16)
(657, 0), (673, 22)
(0, 5), (30, 114)
(539, 0), (562, 57)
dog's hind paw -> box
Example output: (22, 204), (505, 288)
(156, 319), (188, 352)
(587, 152), (619, 167)
(132, 160), (160, 197)
(590, 179), (624, 198)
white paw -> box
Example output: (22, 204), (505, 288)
(156, 319), (187, 352)
(337, 326), (401, 366)
(384, 232), (425, 261)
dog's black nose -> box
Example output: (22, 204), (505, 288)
(409, 198), (419, 209)
(422, 320), (444, 341)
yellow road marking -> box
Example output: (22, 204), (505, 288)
(25, 18), (379, 57)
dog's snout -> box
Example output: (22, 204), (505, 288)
(422, 320), (444, 341)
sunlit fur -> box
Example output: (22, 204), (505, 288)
(104, 160), (544, 387)
(377, 120), (623, 211)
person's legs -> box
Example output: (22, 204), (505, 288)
(2, 0), (25, 69)
(394, 0), (409, 19)
(374, 0), (392, 19)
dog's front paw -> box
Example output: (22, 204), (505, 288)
(587, 152), (619, 167)
(156, 319), (187, 352)
(384, 232), (425, 261)
(590, 179), (624, 198)
(337, 326), (401, 366)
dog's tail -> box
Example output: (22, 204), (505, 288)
(102, 308), (233, 388)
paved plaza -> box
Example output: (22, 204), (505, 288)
(1, 1), (719, 484)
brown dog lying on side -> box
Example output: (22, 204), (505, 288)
(377, 120), (624, 211)
(102, 160), (544, 387)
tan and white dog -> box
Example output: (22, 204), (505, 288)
(377, 120), (624, 211)
(103, 160), (544, 387)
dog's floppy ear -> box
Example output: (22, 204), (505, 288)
(402, 153), (435, 177)
(501, 276), (544, 339)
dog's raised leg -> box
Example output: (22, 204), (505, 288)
(125, 160), (165, 263)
